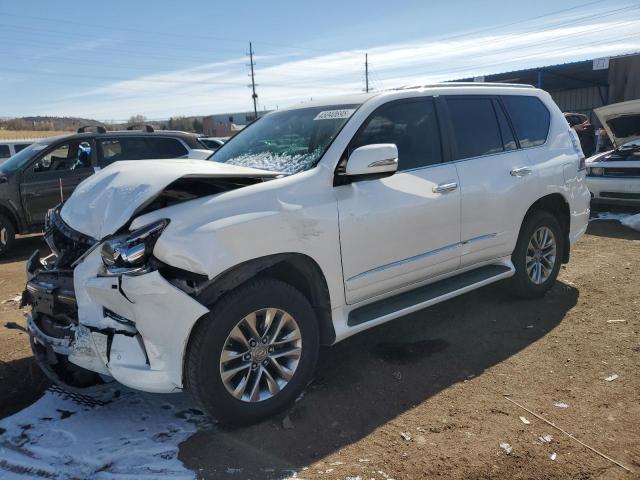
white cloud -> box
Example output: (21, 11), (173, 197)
(30, 12), (640, 119)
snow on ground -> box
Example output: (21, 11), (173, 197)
(621, 213), (640, 231)
(0, 386), (206, 479)
(590, 211), (640, 231)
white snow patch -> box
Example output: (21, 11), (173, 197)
(621, 213), (640, 232)
(590, 211), (633, 222)
(0, 386), (205, 479)
(590, 211), (640, 231)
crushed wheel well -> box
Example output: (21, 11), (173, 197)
(523, 193), (571, 263)
(195, 253), (335, 345)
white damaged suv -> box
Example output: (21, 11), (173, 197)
(24, 84), (590, 425)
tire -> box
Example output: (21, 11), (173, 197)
(509, 210), (564, 298)
(0, 214), (16, 256)
(185, 277), (319, 426)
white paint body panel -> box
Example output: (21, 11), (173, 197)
(336, 163), (461, 303)
(58, 84), (590, 393)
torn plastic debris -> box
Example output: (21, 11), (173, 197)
(500, 442), (513, 454)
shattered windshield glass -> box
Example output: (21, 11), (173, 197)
(209, 104), (359, 174)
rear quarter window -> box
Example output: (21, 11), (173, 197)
(501, 96), (550, 148)
(0, 145), (10, 159)
(14, 144), (30, 153)
(147, 137), (188, 158)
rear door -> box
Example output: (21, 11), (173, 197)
(20, 139), (96, 225)
(335, 97), (461, 304)
(445, 95), (543, 267)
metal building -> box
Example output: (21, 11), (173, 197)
(455, 52), (640, 124)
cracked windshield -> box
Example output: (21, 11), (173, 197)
(210, 104), (358, 174)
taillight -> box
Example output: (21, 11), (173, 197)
(569, 129), (586, 170)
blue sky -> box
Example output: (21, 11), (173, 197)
(1, 0), (639, 120)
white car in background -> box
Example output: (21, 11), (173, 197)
(0, 140), (34, 162)
(586, 99), (640, 206)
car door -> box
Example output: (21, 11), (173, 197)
(444, 95), (541, 267)
(20, 139), (96, 226)
(335, 97), (461, 304)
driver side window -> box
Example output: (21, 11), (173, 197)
(349, 98), (443, 171)
(35, 141), (92, 173)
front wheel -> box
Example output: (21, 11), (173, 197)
(185, 278), (319, 426)
(0, 214), (16, 256)
(509, 210), (564, 298)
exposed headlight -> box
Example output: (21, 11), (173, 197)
(100, 219), (169, 274)
(587, 167), (604, 176)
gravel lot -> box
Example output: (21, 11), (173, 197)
(1, 214), (638, 479)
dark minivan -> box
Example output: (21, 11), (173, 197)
(0, 126), (206, 254)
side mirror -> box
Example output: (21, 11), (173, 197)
(344, 144), (398, 177)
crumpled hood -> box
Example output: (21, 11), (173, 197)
(595, 99), (640, 148)
(60, 159), (278, 240)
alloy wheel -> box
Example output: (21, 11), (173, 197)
(525, 226), (557, 285)
(219, 308), (302, 403)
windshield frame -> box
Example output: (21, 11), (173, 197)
(208, 103), (362, 174)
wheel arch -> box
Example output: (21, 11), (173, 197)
(521, 193), (571, 263)
(193, 252), (335, 345)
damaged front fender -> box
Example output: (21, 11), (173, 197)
(74, 248), (210, 392)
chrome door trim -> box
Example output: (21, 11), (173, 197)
(347, 233), (498, 284)
(346, 242), (462, 283)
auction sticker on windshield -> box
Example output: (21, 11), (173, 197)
(314, 109), (356, 121)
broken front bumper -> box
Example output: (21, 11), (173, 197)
(25, 243), (209, 394)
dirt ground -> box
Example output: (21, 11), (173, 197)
(1, 215), (638, 479)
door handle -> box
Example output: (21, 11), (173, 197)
(432, 182), (458, 193)
(510, 167), (532, 177)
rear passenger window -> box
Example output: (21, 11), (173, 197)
(350, 99), (442, 171)
(446, 97), (504, 160)
(501, 96), (550, 148)
(0, 145), (10, 159)
(147, 137), (188, 159)
(14, 144), (30, 153)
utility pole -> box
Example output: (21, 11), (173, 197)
(365, 53), (369, 93)
(248, 42), (258, 119)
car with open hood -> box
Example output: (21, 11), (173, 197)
(23, 84), (590, 425)
(585, 99), (640, 206)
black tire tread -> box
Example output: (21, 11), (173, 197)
(509, 209), (564, 299)
(0, 214), (16, 256)
(185, 277), (319, 426)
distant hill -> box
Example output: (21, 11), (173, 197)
(0, 116), (102, 132)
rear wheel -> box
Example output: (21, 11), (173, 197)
(0, 214), (16, 256)
(185, 278), (319, 426)
(509, 210), (564, 298)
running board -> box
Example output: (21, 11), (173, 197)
(347, 264), (514, 327)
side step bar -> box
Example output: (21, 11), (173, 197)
(347, 264), (514, 327)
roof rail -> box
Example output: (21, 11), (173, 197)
(126, 124), (155, 132)
(394, 82), (536, 90)
(77, 125), (107, 134)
